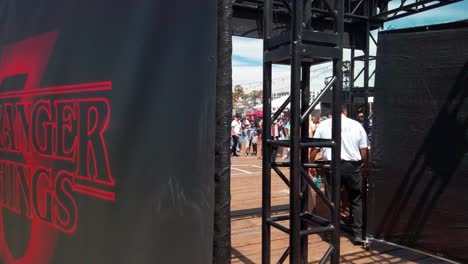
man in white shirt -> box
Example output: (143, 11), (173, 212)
(310, 105), (369, 244)
(231, 116), (241, 157)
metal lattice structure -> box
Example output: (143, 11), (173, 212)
(262, 0), (344, 263)
(231, 0), (462, 263)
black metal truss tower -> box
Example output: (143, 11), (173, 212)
(262, 0), (344, 263)
(259, 0), (462, 264)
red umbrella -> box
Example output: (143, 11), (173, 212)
(253, 110), (263, 117)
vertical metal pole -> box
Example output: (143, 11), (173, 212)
(290, 0), (304, 262)
(262, 0), (273, 263)
(362, 0), (372, 243)
(330, 0), (344, 262)
(363, 1), (370, 132)
(214, 0), (233, 262)
(301, 2), (311, 262)
(300, 63), (311, 264)
(349, 48), (355, 118)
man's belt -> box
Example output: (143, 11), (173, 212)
(341, 160), (363, 166)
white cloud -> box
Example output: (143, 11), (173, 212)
(232, 36), (263, 62)
(232, 65), (262, 86)
(232, 36), (378, 92)
(233, 62), (338, 93)
(232, 64), (291, 92)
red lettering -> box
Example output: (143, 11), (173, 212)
(1, 103), (16, 151)
(0, 163), (4, 206)
(53, 170), (78, 234)
(15, 165), (32, 218)
(31, 100), (54, 155)
(76, 99), (114, 187)
(55, 100), (78, 160)
(15, 102), (31, 153)
(5, 163), (18, 214)
(0, 30), (115, 239)
(32, 167), (53, 222)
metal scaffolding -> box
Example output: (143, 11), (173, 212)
(262, 0), (344, 262)
(254, 0), (463, 263)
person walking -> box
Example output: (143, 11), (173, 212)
(231, 116), (241, 157)
(252, 131), (259, 156)
(309, 105), (369, 244)
(243, 124), (252, 156)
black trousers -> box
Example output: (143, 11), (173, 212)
(324, 161), (362, 236)
(231, 135), (239, 156)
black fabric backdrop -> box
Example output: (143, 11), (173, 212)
(369, 21), (468, 262)
(0, 0), (216, 263)
(214, 0), (232, 263)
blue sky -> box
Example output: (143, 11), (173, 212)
(232, 2), (468, 91)
(385, 1), (468, 29)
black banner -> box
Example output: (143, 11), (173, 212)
(369, 21), (468, 262)
(0, 0), (216, 263)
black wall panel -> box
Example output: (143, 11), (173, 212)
(0, 1), (217, 263)
(369, 21), (468, 262)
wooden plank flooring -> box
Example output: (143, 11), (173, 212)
(230, 153), (449, 263)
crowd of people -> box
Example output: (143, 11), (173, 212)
(230, 114), (261, 157)
(231, 113), (297, 158)
(231, 110), (368, 160)
(231, 108), (369, 245)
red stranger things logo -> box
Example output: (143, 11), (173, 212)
(0, 31), (114, 263)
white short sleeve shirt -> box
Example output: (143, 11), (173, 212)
(313, 115), (368, 161)
(231, 120), (241, 135)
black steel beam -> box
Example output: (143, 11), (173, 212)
(261, 0), (273, 262)
(270, 215), (290, 222)
(301, 77), (336, 122)
(303, 31), (339, 45)
(300, 168), (333, 210)
(301, 45), (341, 59)
(364, 2), (370, 132)
(272, 95), (291, 122)
(301, 163), (332, 169)
(353, 55), (376, 61)
(265, 33), (290, 49)
(388, 1), (461, 21)
(278, 247), (290, 264)
(354, 67), (364, 82)
(272, 166), (291, 187)
(300, 62), (311, 264)
(330, 0), (344, 262)
(289, 0), (304, 261)
(348, 48), (355, 117)
(300, 226), (335, 236)
(272, 162), (331, 169)
(302, 212), (331, 226)
(267, 139), (336, 148)
(267, 220), (291, 234)
(320, 246), (335, 264)
(279, 0), (293, 14)
(301, 141), (336, 148)
(264, 45), (291, 63)
(374, 0), (462, 21)
(310, 8), (382, 22)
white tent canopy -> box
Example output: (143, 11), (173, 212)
(253, 95), (321, 111)
(253, 95), (289, 110)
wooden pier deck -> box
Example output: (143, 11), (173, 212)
(230, 154), (449, 264)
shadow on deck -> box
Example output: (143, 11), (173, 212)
(230, 156), (449, 264)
